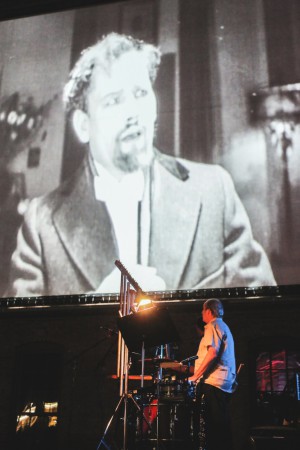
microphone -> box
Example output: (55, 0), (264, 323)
(180, 355), (198, 364)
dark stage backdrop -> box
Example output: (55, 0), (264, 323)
(0, 0), (300, 297)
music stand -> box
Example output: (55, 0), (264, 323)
(118, 306), (180, 449)
(118, 307), (179, 386)
(117, 307), (179, 353)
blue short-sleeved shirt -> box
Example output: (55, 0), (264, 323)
(195, 318), (236, 392)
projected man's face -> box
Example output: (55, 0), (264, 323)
(84, 50), (157, 178)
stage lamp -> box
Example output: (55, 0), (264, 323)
(134, 296), (153, 311)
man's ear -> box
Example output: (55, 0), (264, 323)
(72, 109), (90, 144)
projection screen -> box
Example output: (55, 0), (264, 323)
(0, 0), (299, 298)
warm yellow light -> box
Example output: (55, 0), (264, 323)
(138, 298), (152, 307)
(16, 414), (38, 431)
(44, 401), (58, 413)
(134, 298), (153, 312)
(16, 401), (59, 432)
(48, 416), (58, 427)
(132, 297), (153, 312)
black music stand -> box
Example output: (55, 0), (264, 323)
(118, 307), (180, 449)
(117, 306), (179, 353)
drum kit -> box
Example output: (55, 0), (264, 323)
(131, 354), (197, 447)
(98, 312), (198, 449)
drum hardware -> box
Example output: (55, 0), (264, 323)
(132, 386), (157, 404)
(134, 394), (195, 443)
(131, 372), (197, 443)
(158, 381), (185, 400)
(185, 381), (197, 401)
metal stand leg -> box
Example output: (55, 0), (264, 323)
(97, 395), (125, 450)
(96, 392), (159, 450)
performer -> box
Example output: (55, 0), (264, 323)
(188, 298), (236, 450)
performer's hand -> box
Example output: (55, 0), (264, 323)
(96, 264), (166, 293)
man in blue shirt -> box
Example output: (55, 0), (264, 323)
(189, 298), (236, 449)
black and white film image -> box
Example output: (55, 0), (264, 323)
(0, 0), (299, 298)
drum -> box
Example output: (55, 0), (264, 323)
(133, 386), (156, 405)
(159, 380), (185, 400)
(139, 399), (192, 441)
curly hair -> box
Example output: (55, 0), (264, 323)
(203, 298), (224, 318)
(63, 33), (161, 114)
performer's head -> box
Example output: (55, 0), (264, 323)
(63, 33), (161, 179)
(202, 298), (224, 323)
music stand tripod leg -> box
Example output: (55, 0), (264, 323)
(96, 394), (125, 450)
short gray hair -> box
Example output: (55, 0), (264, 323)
(203, 298), (224, 318)
(63, 32), (161, 114)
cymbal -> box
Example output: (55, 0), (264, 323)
(160, 361), (190, 374)
(138, 357), (174, 365)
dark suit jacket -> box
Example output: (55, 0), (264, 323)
(8, 153), (275, 296)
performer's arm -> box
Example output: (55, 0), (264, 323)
(188, 346), (217, 382)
